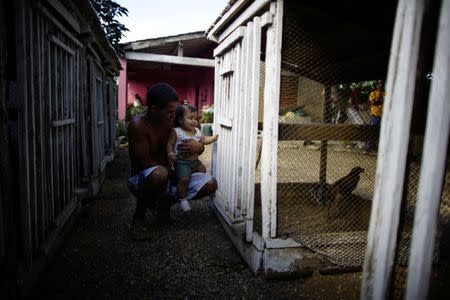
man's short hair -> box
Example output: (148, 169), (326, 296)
(146, 83), (179, 108)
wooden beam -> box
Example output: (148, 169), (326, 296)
(277, 123), (379, 141)
(361, 0), (425, 299)
(36, 2), (83, 48)
(406, 1), (450, 299)
(45, 0), (81, 33)
(213, 26), (245, 57)
(260, 0), (283, 240)
(126, 32), (205, 51)
(207, 0), (252, 40)
(125, 52), (214, 67)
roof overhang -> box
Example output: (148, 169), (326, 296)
(125, 52), (214, 68)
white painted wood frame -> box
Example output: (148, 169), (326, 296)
(260, 0), (283, 240)
(230, 22), (250, 218)
(405, 1), (450, 299)
(229, 30), (243, 219)
(213, 32), (241, 219)
(245, 16), (262, 242)
(361, 0), (425, 299)
(218, 0), (272, 43)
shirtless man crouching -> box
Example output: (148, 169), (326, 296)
(127, 83), (217, 240)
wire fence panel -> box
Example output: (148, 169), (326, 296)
(272, 6), (387, 267)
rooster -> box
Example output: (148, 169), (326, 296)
(313, 167), (364, 218)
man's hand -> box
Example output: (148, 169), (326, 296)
(177, 139), (204, 156)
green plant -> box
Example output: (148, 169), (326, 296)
(125, 105), (147, 122)
(200, 104), (214, 123)
(116, 121), (127, 138)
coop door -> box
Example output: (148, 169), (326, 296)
(88, 56), (108, 175)
(212, 20), (262, 234)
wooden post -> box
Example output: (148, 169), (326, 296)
(260, 0), (283, 239)
(0, 0), (10, 262)
(245, 16), (262, 242)
(15, 0), (33, 269)
(319, 86), (331, 186)
(406, 1), (450, 298)
(361, 0), (425, 299)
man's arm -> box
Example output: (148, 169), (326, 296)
(128, 120), (154, 171)
(166, 129), (177, 164)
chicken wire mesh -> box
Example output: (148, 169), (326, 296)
(261, 7), (385, 267)
(250, 3), (449, 283)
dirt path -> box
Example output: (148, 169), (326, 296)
(33, 147), (361, 299)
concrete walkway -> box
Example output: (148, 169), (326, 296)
(32, 148), (361, 299)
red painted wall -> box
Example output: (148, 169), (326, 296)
(118, 68), (214, 120)
(118, 57), (128, 120)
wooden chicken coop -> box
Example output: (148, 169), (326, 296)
(1, 0), (120, 294)
(207, 0), (450, 297)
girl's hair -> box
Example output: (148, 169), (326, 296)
(175, 104), (197, 127)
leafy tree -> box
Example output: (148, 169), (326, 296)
(90, 0), (129, 55)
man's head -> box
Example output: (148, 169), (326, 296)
(146, 83), (179, 124)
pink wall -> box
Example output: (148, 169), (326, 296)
(118, 57), (128, 120)
(118, 67), (214, 120)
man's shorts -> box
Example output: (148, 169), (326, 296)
(127, 166), (213, 200)
(175, 159), (202, 178)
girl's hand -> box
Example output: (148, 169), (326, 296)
(212, 134), (219, 142)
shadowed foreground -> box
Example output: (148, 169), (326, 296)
(33, 148), (361, 299)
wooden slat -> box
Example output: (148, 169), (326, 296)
(232, 25), (247, 217)
(55, 46), (62, 214)
(79, 51), (88, 177)
(260, 0), (283, 240)
(211, 58), (220, 178)
(361, 0), (425, 299)
(48, 34), (75, 56)
(245, 16), (262, 242)
(50, 118), (75, 127)
(89, 56), (98, 176)
(28, 7), (39, 252)
(36, 11), (46, 245)
(231, 44), (241, 217)
(238, 22), (253, 216)
(406, 2), (450, 299)
(16, 0), (33, 267)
